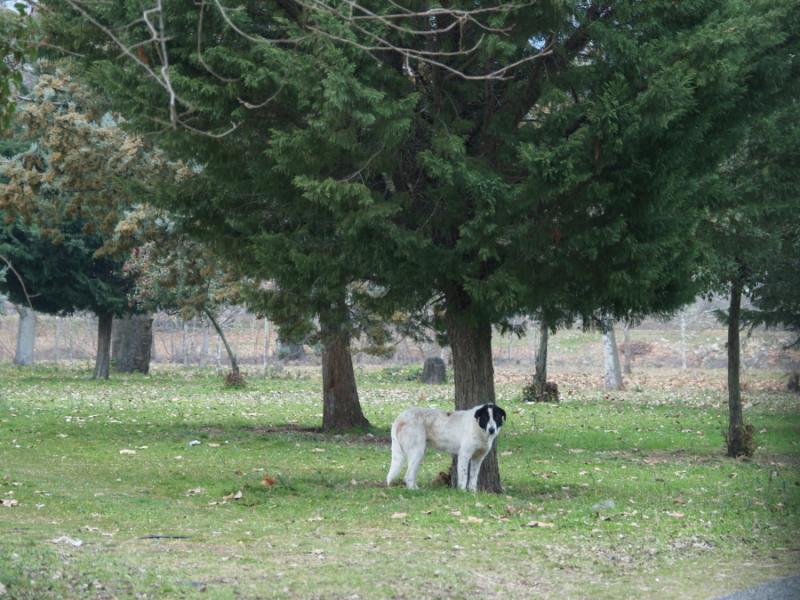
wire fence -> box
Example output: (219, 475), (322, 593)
(1, 299), (798, 374)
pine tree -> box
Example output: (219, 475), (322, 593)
(701, 101), (800, 457)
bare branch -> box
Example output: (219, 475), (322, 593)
(0, 254), (35, 309)
(197, 0), (240, 83)
(238, 83), (285, 110)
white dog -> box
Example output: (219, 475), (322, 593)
(386, 403), (506, 491)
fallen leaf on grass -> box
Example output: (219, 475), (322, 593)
(312, 448), (325, 453)
(0, 499), (18, 507)
(391, 512), (407, 519)
(222, 490), (243, 501)
(526, 521), (555, 528)
(207, 443), (221, 448)
(460, 516), (484, 525)
(261, 474), (277, 487)
(666, 511), (685, 518)
(185, 488), (206, 496)
(118, 449), (136, 455)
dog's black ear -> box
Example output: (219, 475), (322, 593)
(494, 405), (507, 426)
(474, 404), (490, 429)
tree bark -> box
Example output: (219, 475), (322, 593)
(534, 320), (549, 390)
(263, 319), (271, 372)
(320, 316), (370, 431)
(182, 319), (190, 367)
(112, 314), (153, 374)
(14, 305), (36, 366)
(55, 316), (62, 363)
(601, 318), (623, 390)
(205, 309), (240, 377)
(200, 320), (210, 367)
(726, 280), (752, 457)
(623, 322), (632, 375)
(680, 313), (688, 370)
(445, 299), (502, 493)
(93, 312), (113, 379)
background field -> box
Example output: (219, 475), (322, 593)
(1, 359), (798, 599)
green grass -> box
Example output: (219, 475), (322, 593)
(1, 365), (798, 599)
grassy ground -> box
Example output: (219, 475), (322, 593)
(1, 364), (798, 599)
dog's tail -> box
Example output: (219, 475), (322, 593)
(386, 421), (405, 486)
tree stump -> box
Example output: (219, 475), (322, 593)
(421, 357), (447, 384)
(788, 373), (800, 393)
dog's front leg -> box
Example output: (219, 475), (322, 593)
(456, 451), (472, 490)
(468, 450), (490, 491)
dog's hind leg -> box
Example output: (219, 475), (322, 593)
(403, 441), (425, 490)
(386, 438), (405, 487)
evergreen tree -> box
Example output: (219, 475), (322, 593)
(42, 0), (800, 489)
(0, 67), (176, 378)
(701, 101), (800, 457)
(0, 217), (132, 378)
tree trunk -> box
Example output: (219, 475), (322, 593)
(112, 314), (153, 374)
(182, 319), (190, 367)
(534, 320), (549, 390)
(92, 312), (113, 380)
(726, 281), (753, 457)
(263, 319), (271, 372)
(680, 313), (687, 370)
(205, 309), (240, 377)
(55, 316), (62, 363)
(320, 316), (370, 431)
(623, 322), (632, 375)
(601, 318), (623, 390)
(445, 299), (502, 493)
(14, 305), (36, 366)
(200, 320), (210, 367)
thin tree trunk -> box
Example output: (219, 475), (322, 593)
(534, 320), (549, 390)
(55, 316), (61, 364)
(445, 294), (501, 493)
(14, 305), (36, 366)
(263, 319), (271, 372)
(200, 320), (210, 367)
(726, 280), (750, 457)
(67, 317), (74, 361)
(92, 312), (113, 380)
(150, 324), (158, 363)
(205, 310), (240, 377)
(182, 319), (189, 367)
(680, 313), (688, 370)
(601, 318), (623, 390)
(623, 322), (632, 375)
(320, 313), (370, 431)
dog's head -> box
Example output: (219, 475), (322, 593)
(474, 404), (506, 437)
